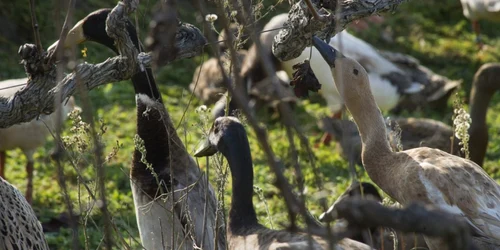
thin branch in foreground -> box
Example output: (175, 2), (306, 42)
(335, 198), (478, 250)
(47, 0), (76, 65)
(0, 24), (203, 128)
(272, 0), (410, 61)
(145, 0), (178, 68)
(51, 1), (79, 248)
(28, 0), (43, 53)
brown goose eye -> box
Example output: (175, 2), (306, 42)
(353, 68), (359, 75)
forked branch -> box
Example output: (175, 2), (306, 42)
(0, 0), (204, 128)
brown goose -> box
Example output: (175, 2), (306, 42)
(195, 116), (371, 249)
(190, 25), (248, 105)
(313, 36), (500, 249)
(320, 63), (500, 167)
(51, 9), (225, 249)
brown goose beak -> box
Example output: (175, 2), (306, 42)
(312, 36), (339, 67)
(194, 137), (218, 157)
(47, 19), (87, 52)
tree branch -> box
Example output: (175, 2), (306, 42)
(272, 0), (410, 61)
(335, 198), (478, 250)
(0, 2), (205, 129)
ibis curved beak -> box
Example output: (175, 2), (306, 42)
(47, 19), (87, 52)
(194, 137), (218, 157)
(312, 36), (339, 67)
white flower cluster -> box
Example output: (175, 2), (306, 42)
(205, 14), (218, 23)
(453, 107), (471, 158)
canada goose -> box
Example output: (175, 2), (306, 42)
(0, 77), (78, 204)
(319, 182), (428, 250)
(460, 0), (500, 44)
(0, 177), (49, 249)
(194, 116), (372, 250)
(312, 36), (500, 249)
(51, 9), (225, 249)
(320, 63), (500, 167)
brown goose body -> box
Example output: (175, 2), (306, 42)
(190, 51), (247, 105)
(195, 117), (371, 250)
(312, 37), (500, 249)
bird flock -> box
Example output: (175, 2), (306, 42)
(1, 2), (500, 250)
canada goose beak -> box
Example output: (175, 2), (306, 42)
(194, 137), (218, 157)
(312, 36), (338, 67)
(47, 19), (87, 52)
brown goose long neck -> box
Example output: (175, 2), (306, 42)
(468, 86), (492, 166)
(342, 84), (394, 183)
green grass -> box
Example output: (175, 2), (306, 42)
(1, 0), (500, 249)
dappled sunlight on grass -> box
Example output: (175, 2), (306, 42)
(1, 0), (500, 248)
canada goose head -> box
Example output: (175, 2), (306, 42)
(194, 116), (247, 157)
(312, 36), (374, 111)
(195, 116), (258, 229)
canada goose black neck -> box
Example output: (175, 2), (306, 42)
(220, 124), (259, 230)
(81, 9), (162, 100)
(78, 9), (169, 195)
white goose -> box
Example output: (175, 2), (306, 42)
(0, 77), (78, 203)
(460, 0), (500, 43)
(264, 14), (422, 118)
(312, 36), (500, 249)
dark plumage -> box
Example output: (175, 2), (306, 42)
(195, 117), (371, 249)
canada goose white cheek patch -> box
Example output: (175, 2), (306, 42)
(136, 93), (157, 107)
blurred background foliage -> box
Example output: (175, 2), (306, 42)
(1, 0), (500, 249)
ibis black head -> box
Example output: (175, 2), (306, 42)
(48, 8), (139, 53)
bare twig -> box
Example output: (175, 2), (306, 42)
(1, 12), (204, 129)
(51, 1), (79, 248)
(146, 0), (178, 68)
(236, 0), (325, 231)
(47, 0), (76, 65)
(304, 0), (324, 21)
(28, 0), (43, 52)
